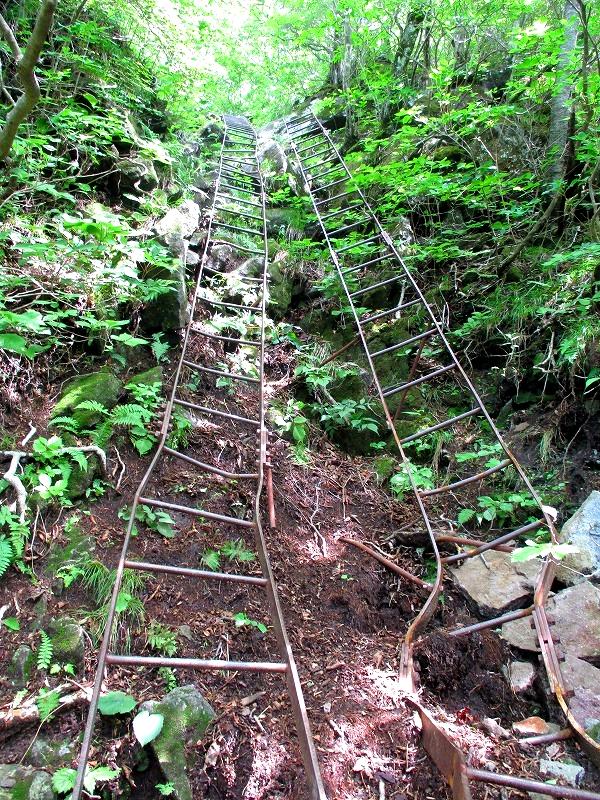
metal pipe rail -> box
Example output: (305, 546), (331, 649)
(285, 110), (600, 800)
(72, 116), (326, 800)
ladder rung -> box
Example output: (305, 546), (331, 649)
(173, 398), (259, 427)
(328, 218), (371, 237)
(163, 446), (259, 480)
(444, 520), (545, 565)
(106, 654), (287, 673)
(350, 274), (400, 298)
(296, 134), (324, 151)
(225, 148), (256, 154)
(315, 189), (357, 207)
(321, 204), (363, 221)
(212, 241), (264, 256)
(183, 359), (260, 384)
(139, 496), (255, 528)
(383, 363), (455, 397)
(305, 147), (332, 162)
(360, 299), (421, 325)
(201, 298), (261, 312)
(399, 407), (482, 444)
(315, 177), (347, 192)
(310, 166), (345, 182)
(123, 559), (267, 586)
(219, 182), (257, 195)
(213, 221), (262, 237)
(192, 329), (259, 347)
(420, 459), (511, 498)
(220, 209), (263, 222)
(222, 161), (258, 171)
(371, 328), (437, 358)
(335, 234), (381, 254)
(215, 193), (262, 209)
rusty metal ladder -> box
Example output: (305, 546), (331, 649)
(285, 110), (600, 800)
(72, 117), (326, 800)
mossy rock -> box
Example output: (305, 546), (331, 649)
(48, 617), (85, 665)
(141, 685), (215, 800)
(52, 371), (122, 427)
(25, 736), (78, 769)
(0, 765), (52, 800)
(128, 366), (163, 388)
(267, 260), (294, 319)
(10, 646), (35, 688)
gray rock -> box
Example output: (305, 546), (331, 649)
(26, 736), (78, 768)
(449, 550), (541, 615)
(48, 617), (85, 664)
(155, 201), (201, 256)
(141, 254), (189, 333)
(561, 654), (600, 733)
(52, 371), (122, 427)
(141, 685), (215, 800)
(267, 259), (293, 319)
(506, 660), (536, 693)
(502, 582), (600, 659)
(185, 249), (199, 266)
(257, 138), (287, 173)
(115, 156), (159, 193)
(557, 491), (600, 584)
(209, 244), (233, 268)
(28, 771), (53, 800)
(10, 645), (35, 687)
(0, 765), (52, 800)
(539, 758), (585, 787)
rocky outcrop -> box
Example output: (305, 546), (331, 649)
(0, 765), (53, 800)
(557, 491), (600, 584)
(449, 550), (540, 615)
(52, 371), (122, 427)
(140, 685), (215, 800)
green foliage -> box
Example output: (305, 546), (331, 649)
(98, 691), (137, 716)
(52, 764), (120, 797)
(37, 631), (53, 672)
(156, 783), (175, 797)
(319, 399), (379, 435)
(233, 611), (268, 634)
(147, 621), (178, 656)
(457, 491), (539, 527)
(0, 536), (13, 578)
(390, 463), (435, 500)
(2, 616), (20, 631)
(511, 539), (579, 563)
(201, 539), (256, 570)
(119, 504), (177, 539)
(36, 688), (61, 723)
(270, 399), (310, 462)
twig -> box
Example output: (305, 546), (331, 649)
(0, 685), (92, 731)
(113, 445), (126, 490)
(2, 451), (27, 522)
(339, 536), (430, 589)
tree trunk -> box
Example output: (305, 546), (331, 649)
(546, 0), (580, 187)
(0, 0), (57, 162)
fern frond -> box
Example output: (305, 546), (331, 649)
(48, 416), (81, 433)
(37, 630), (53, 671)
(110, 404), (153, 426)
(9, 523), (26, 560)
(0, 536), (13, 578)
(91, 419), (114, 449)
(37, 688), (60, 722)
(76, 400), (109, 415)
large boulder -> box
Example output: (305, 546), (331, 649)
(450, 550), (541, 615)
(141, 685), (215, 800)
(114, 156), (159, 193)
(557, 491), (600, 584)
(52, 371), (122, 427)
(155, 201), (201, 258)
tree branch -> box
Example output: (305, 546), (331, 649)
(0, 0), (57, 161)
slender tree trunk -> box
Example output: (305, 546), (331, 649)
(0, 0), (57, 162)
(546, 0), (580, 187)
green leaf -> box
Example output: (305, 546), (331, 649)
(98, 690), (137, 715)
(457, 508), (476, 525)
(201, 549), (221, 571)
(52, 767), (77, 794)
(115, 591), (133, 613)
(2, 617), (20, 631)
(84, 766), (120, 794)
(112, 333), (148, 347)
(0, 333), (41, 358)
(133, 710), (164, 746)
